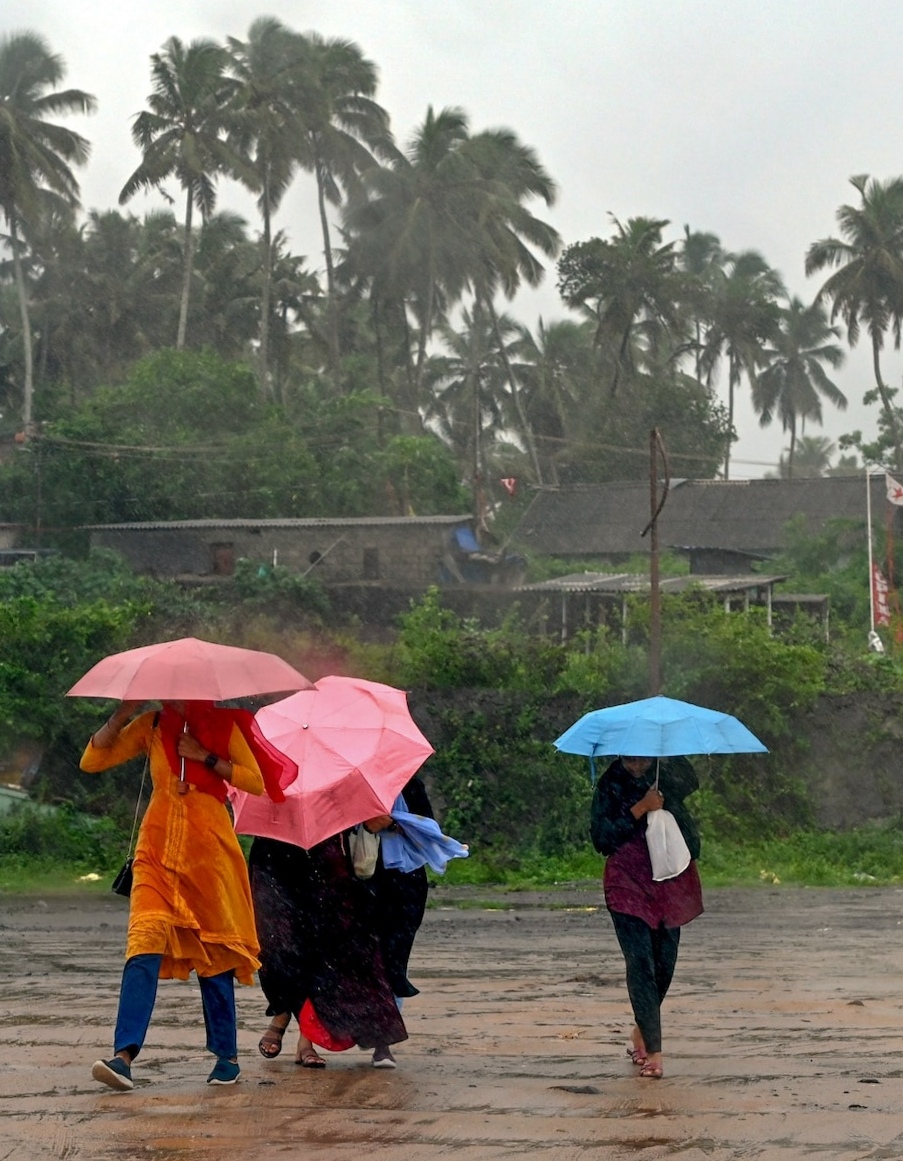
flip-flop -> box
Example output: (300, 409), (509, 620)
(296, 1048), (326, 1069)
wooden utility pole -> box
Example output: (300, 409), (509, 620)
(642, 428), (670, 696)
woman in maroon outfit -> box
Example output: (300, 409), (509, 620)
(590, 755), (702, 1079)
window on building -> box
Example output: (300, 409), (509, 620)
(362, 547), (380, 580)
(210, 542), (235, 576)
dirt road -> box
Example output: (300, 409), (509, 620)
(1, 883), (903, 1160)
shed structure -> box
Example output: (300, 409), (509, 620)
(514, 570), (791, 641)
(85, 516), (473, 587)
(513, 476), (889, 570)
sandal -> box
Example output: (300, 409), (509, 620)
(638, 1060), (663, 1079)
(627, 1047), (648, 1067)
(258, 1014), (290, 1059)
(296, 1047), (326, 1069)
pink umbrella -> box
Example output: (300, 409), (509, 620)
(230, 675), (434, 850)
(66, 637), (313, 701)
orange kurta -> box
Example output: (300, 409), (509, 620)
(81, 711), (264, 984)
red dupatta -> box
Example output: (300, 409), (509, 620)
(158, 702), (297, 803)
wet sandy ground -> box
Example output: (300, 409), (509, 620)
(2, 884), (903, 1160)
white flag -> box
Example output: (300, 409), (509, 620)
(887, 473), (903, 506)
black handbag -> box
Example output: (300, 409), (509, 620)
(111, 856), (134, 897)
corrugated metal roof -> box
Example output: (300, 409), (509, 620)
(84, 515), (472, 531)
(513, 476), (883, 557)
(515, 571), (787, 594)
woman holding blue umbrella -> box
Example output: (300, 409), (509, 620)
(590, 754), (703, 1079)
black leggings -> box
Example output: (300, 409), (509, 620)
(609, 910), (680, 1055)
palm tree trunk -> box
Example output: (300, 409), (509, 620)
(10, 220), (35, 436)
(724, 357), (738, 480)
(486, 297), (543, 485)
(787, 419), (797, 479)
(871, 333), (903, 471)
(176, 190), (195, 350)
(258, 184), (273, 401)
(314, 152), (342, 391)
(413, 271), (436, 404)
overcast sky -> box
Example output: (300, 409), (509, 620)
(6, 0), (903, 477)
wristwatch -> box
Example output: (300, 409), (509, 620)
(204, 752), (219, 769)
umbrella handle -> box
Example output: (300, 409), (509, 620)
(654, 757), (660, 791)
(177, 721), (192, 796)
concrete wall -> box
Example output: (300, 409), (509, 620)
(92, 521), (467, 587)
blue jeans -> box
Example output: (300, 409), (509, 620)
(113, 953), (237, 1061)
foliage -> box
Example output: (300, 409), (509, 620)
(0, 802), (124, 868)
(226, 557), (332, 622)
(656, 598), (826, 739)
(434, 818), (903, 889)
(417, 692), (592, 859)
(0, 350), (473, 535)
(396, 587), (565, 690)
(0, 592), (137, 751)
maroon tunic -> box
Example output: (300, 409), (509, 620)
(604, 832), (703, 929)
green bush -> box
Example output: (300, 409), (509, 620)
(0, 803), (124, 869)
(397, 588), (565, 691)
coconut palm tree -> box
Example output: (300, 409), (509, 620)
(345, 105), (558, 455)
(752, 296), (846, 478)
(779, 434), (836, 478)
(462, 127), (559, 483)
(344, 106), (487, 415)
(805, 174), (903, 470)
(288, 33), (396, 386)
(557, 217), (688, 397)
(424, 302), (512, 488)
(119, 36), (252, 350)
(680, 227), (725, 381)
(0, 30), (95, 432)
(227, 17), (306, 396)
(700, 250), (784, 478)
(511, 316), (596, 485)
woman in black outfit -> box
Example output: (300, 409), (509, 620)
(590, 755), (703, 1079)
(250, 830), (406, 1068)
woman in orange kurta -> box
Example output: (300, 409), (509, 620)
(82, 699), (266, 1091)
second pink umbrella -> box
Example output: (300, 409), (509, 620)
(230, 675), (434, 850)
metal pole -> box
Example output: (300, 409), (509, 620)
(866, 468), (875, 633)
(649, 429), (662, 696)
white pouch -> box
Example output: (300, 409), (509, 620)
(349, 825), (380, 879)
(645, 809), (691, 881)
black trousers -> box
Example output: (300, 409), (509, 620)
(609, 910), (681, 1055)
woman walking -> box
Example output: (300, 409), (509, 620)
(590, 755), (702, 1079)
(83, 699), (289, 1090)
(250, 829), (407, 1068)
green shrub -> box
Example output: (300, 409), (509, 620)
(0, 803), (124, 869)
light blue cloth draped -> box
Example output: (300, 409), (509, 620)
(381, 806), (469, 875)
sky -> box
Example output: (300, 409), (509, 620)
(5, 0), (903, 478)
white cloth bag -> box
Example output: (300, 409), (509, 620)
(349, 825), (380, 879)
(645, 809), (691, 881)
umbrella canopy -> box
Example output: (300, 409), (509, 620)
(554, 695), (768, 758)
(230, 675), (435, 850)
(66, 637), (312, 702)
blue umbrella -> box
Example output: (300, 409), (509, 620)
(554, 695), (767, 771)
